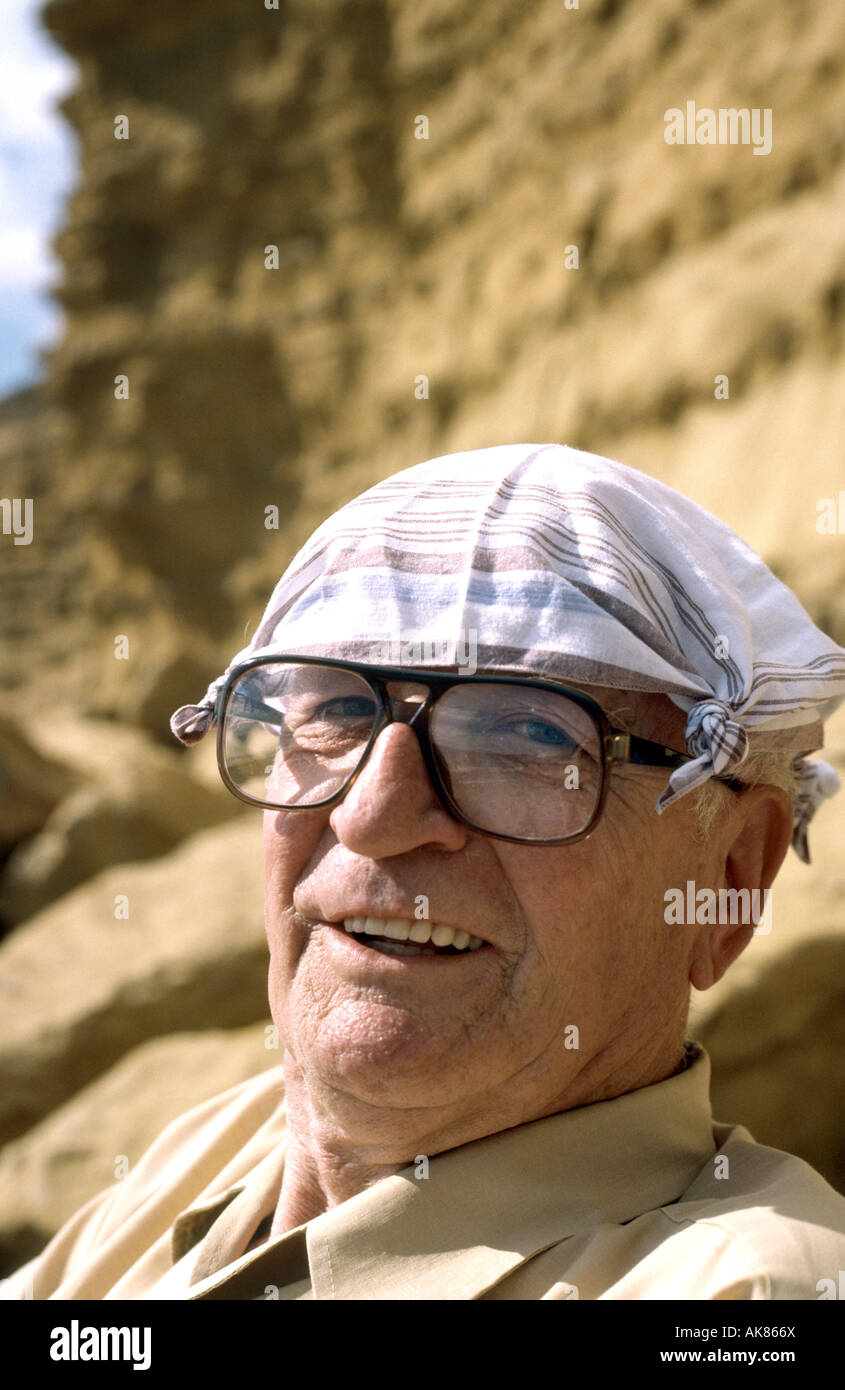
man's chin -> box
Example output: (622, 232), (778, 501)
(280, 997), (490, 1108)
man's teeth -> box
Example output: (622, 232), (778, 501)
(342, 916), (485, 953)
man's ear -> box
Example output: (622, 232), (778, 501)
(689, 784), (794, 991)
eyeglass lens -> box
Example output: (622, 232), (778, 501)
(221, 662), (603, 840)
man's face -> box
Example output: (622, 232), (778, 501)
(263, 681), (731, 1132)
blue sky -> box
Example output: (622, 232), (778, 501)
(0, 0), (77, 400)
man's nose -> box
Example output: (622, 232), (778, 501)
(328, 721), (469, 857)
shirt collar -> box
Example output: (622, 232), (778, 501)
(183, 1043), (717, 1300)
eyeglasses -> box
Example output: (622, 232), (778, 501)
(214, 655), (718, 846)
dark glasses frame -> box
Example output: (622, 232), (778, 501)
(216, 654), (730, 847)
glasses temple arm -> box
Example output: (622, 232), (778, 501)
(609, 732), (745, 791)
(224, 692), (285, 727)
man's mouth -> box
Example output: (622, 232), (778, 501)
(340, 916), (487, 957)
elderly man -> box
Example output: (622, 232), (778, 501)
(4, 443), (845, 1301)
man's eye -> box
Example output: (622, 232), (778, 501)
(311, 696), (377, 720)
(286, 695), (377, 733)
(489, 716), (581, 752)
(509, 719), (578, 749)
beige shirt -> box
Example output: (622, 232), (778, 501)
(2, 1043), (843, 1301)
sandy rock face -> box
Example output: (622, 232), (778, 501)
(0, 818), (268, 1146)
(0, 717), (80, 860)
(0, 1025), (281, 1279)
(14, 0), (839, 699)
(692, 934), (845, 1198)
(0, 725), (244, 927)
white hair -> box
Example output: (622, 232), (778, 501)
(692, 749), (799, 840)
